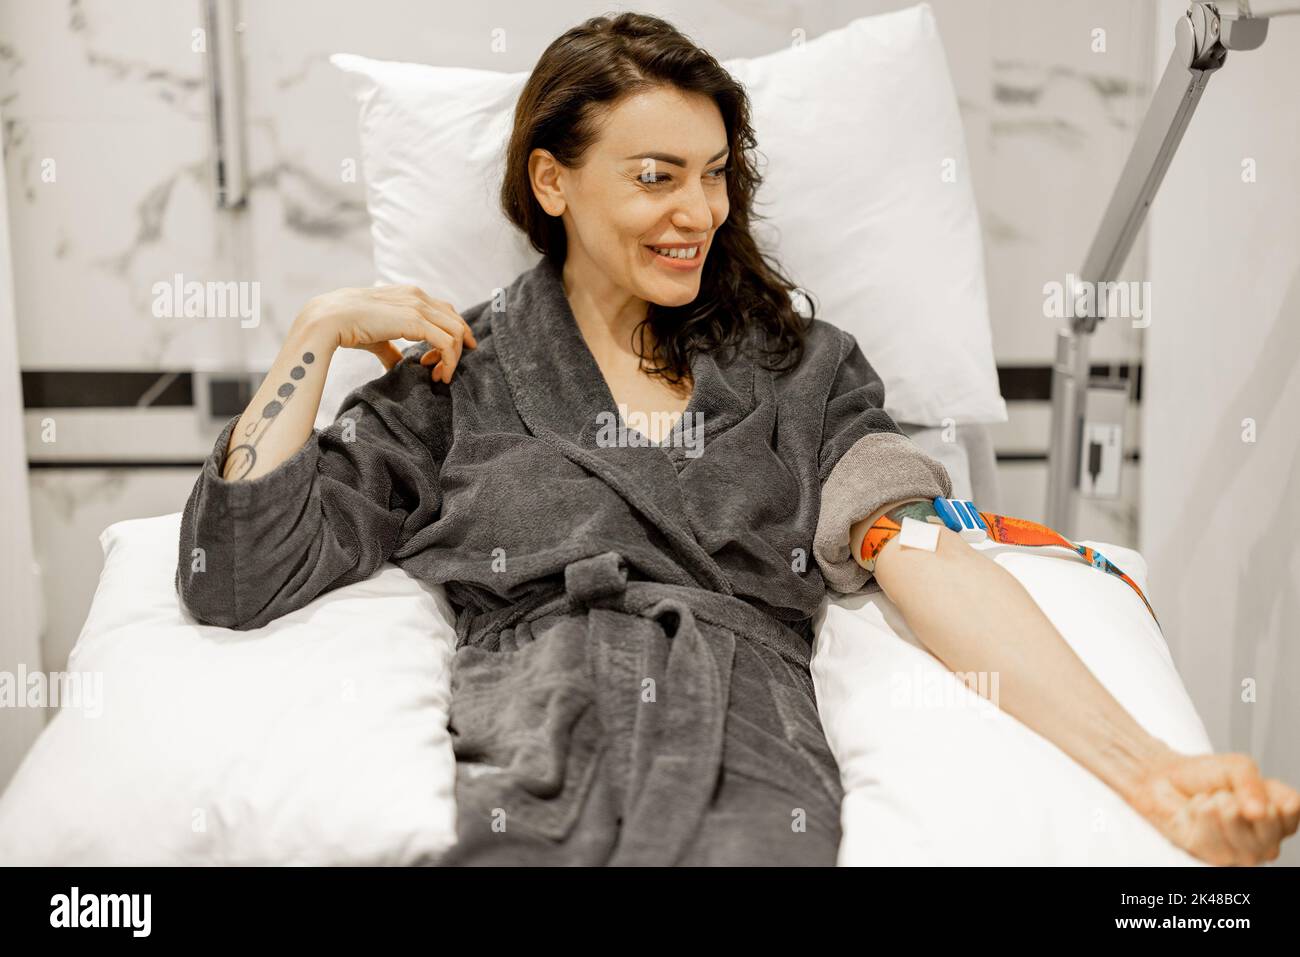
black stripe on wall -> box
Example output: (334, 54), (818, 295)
(20, 364), (1143, 409)
(32, 454), (1135, 469)
(29, 454), (1138, 471)
(997, 451), (1141, 464)
(27, 460), (207, 469)
(997, 363), (1142, 403)
(22, 371), (193, 408)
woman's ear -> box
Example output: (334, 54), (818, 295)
(528, 148), (566, 217)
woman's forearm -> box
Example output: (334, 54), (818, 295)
(222, 314), (339, 481)
(870, 526), (1174, 805)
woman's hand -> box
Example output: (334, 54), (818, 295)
(296, 284), (478, 383)
(1126, 748), (1300, 865)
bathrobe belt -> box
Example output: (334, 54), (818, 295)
(455, 550), (815, 865)
(457, 550), (811, 668)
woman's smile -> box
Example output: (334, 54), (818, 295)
(643, 240), (706, 271)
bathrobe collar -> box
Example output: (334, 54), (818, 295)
(490, 254), (757, 457)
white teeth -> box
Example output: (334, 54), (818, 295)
(652, 246), (699, 260)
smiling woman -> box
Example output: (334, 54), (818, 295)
(497, 23), (811, 401)
(516, 83), (738, 438)
(173, 10), (1300, 868)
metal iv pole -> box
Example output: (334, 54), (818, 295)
(1043, 1), (1289, 534)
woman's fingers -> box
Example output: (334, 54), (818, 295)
(410, 286), (477, 349)
(324, 285), (477, 383)
(1266, 778), (1300, 836)
(402, 310), (458, 383)
(1210, 792), (1273, 864)
(1186, 793), (1237, 865)
(414, 308), (463, 377)
(1244, 803), (1284, 861)
(1141, 753), (1300, 865)
(1225, 756), (1270, 820)
(417, 346), (449, 383)
(402, 293), (473, 384)
(360, 340), (404, 371)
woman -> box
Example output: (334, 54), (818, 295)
(177, 12), (1298, 866)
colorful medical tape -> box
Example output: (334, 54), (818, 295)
(859, 496), (1162, 631)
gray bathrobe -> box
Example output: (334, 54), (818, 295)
(176, 254), (951, 866)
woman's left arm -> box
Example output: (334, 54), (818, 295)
(857, 499), (1300, 866)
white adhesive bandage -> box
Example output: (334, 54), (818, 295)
(897, 516), (941, 552)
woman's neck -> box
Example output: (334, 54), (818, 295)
(561, 254), (650, 361)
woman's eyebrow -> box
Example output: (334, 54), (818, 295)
(624, 146), (729, 167)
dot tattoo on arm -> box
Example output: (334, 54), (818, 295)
(223, 351), (315, 479)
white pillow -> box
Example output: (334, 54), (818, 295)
(326, 2), (1006, 429)
(0, 512), (460, 866)
(814, 539), (1214, 866)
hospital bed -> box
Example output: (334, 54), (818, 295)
(0, 4), (1222, 866)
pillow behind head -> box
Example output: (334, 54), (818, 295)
(327, 3), (1006, 428)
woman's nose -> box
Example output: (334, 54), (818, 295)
(672, 182), (714, 232)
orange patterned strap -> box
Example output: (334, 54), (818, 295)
(858, 497), (1162, 632)
(858, 499), (944, 573)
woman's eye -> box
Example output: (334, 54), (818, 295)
(638, 165), (729, 186)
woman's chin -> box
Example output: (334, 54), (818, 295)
(638, 270), (704, 307)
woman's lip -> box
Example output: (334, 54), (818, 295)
(645, 243), (704, 270)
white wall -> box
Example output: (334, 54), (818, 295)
(0, 104), (46, 788)
(1143, 0), (1300, 863)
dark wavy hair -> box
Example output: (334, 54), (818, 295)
(499, 11), (813, 384)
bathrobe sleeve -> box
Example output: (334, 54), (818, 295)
(812, 330), (953, 593)
(175, 346), (449, 630)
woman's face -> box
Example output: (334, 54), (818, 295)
(530, 85), (731, 309)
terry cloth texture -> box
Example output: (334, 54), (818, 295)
(813, 431), (953, 593)
(176, 254), (950, 865)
